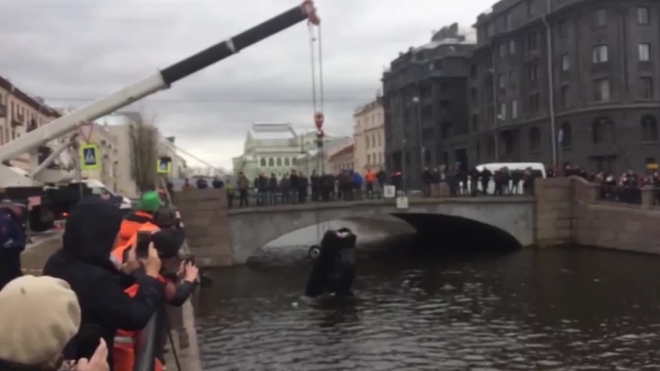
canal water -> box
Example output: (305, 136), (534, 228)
(194, 223), (660, 370)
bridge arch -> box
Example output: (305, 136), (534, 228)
(227, 199), (534, 264)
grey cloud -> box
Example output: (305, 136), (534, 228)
(0, 0), (493, 168)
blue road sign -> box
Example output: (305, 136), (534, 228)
(80, 144), (99, 170)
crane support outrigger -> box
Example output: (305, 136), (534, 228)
(0, 1), (320, 230)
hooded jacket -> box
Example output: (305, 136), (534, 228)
(42, 198), (164, 368)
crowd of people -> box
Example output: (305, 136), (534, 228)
(0, 190), (198, 371)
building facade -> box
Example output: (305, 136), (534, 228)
(327, 141), (354, 174)
(469, 0), (660, 174)
(297, 136), (352, 175)
(156, 134), (188, 179)
(232, 123), (302, 180)
(382, 23), (476, 189)
(0, 76), (61, 170)
(353, 97), (385, 173)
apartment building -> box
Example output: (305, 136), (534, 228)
(0, 76), (60, 169)
(382, 23), (475, 189)
(469, 0), (660, 173)
(353, 96), (385, 173)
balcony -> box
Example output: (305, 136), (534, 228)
(12, 114), (24, 127)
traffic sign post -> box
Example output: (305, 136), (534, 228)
(78, 122), (94, 143)
(157, 157), (172, 174)
(79, 144), (99, 170)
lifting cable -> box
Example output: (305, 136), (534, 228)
(307, 15), (327, 245)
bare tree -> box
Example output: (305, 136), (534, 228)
(130, 112), (159, 192)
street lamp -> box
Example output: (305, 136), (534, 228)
(412, 95), (423, 179)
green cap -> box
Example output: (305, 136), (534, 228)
(138, 191), (163, 212)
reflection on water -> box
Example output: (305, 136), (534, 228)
(195, 244), (660, 370)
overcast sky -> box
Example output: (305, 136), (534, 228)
(1, 0), (493, 170)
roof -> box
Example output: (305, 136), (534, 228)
(328, 144), (354, 162)
(0, 76), (60, 117)
(249, 123), (296, 141)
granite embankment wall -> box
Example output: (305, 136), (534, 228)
(535, 177), (660, 253)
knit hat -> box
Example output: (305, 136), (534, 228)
(138, 191), (162, 212)
(0, 276), (81, 366)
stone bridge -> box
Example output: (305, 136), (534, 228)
(176, 191), (536, 266)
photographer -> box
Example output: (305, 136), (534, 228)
(112, 228), (198, 371)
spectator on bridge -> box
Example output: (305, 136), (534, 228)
(42, 198), (164, 368)
(289, 170), (299, 204)
(298, 173), (309, 203)
(195, 177), (208, 189)
(181, 178), (193, 191)
(211, 176), (224, 189)
(365, 168), (376, 199)
(352, 170), (363, 200)
(256, 172), (268, 206)
(268, 173), (278, 205)
(280, 173), (291, 203)
(479, 167), (492, 195)
(237, 172), (250, 207)
(322, 173), (334, 201)
(0, 199), (26, 291)
(310, 170), (320, 202)
(469, 167), (480, 196)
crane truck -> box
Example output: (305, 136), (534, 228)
(0, 0), (320, 232)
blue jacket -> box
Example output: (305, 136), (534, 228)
(352, 172), (363, 186)
(0, 208), (26, 251)
(0, 207), (27, 289)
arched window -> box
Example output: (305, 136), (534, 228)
(487, 136), (495, 158)
(641, 115), (659, 142)
(268, 158), (274, 167)
(529, 127), (541, 152)
(476, 141), (481, 161)
(591, 117), (614, 144)
(284, 158), (290, 166)
(276, 158), (282, 166)
(560, 122), (572, 149)
(260, 158), (266, 167)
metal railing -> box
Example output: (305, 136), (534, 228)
(596, 185), (660, 206)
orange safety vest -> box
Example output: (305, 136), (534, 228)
(116, 211), (154, 250)
(365, 171), (376, 182)
(112, 222), (165, 371)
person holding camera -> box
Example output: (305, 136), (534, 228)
(42, 198), (165, 370)
(112, 227), (198, 371)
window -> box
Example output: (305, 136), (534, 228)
(640, 77), (654, 99)
(509, 40), (516, 55)
(511, 99), (518, 119)
(559, 20), (569, 39)
(260, 158), (266, 167)
(529, 93), (540, 113)
(561, 85), (570, 108)
(591, 118), (615, 144)
(527, 32), (538, 51)
(594, 9), (607, 27)
(367, 154), (371, 165)
(641, 115), (659, 142)
(560, 122), (573, 148)
(506, 13), (513, 30)
(500, 102), (507, 120)
(486, 23), (494, 38)
(639, 43), (651, 61)
(284, 158), (290, 166)
(594, 78), (611, 101)
(268, 158), (274, 167)
(638, 7), (649, 25)
(471, 87), (478, 102)
(528, 64), (539, 82)
(509, 70), (518, 87)
(499, 43), (507, 58)
(561, 54), (570, 71)
(592, 45), (608, 63)
(498, 73), (506, 89)
(527, 0), (535, 16)
(472, 115), (479, 131)
(529, 127), (541, 152)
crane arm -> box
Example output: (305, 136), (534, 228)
(0, 1), (320, 164)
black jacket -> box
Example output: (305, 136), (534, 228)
(42, 198), (165, 367)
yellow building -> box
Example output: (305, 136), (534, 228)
(0, 76), (60, 169)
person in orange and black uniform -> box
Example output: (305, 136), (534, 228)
(115, 191), (162, 248)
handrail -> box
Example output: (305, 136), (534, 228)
(133, 311), (159, 371)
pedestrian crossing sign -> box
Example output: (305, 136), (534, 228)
(157, 157), (172, 174)
(79, 144), (99, 170)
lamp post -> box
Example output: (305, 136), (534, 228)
(412, 95), (423, 189)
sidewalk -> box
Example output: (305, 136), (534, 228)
(21, 230), (63, 274)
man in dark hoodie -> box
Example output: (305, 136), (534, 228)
(42, 198), (165, 369)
